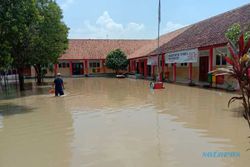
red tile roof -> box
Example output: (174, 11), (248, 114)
(128, 26), (190, 59)
(60, 39), (151, 60)
(153, 3), (250, 54)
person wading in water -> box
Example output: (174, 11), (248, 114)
(54, 73), (64, 96)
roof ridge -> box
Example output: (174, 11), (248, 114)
(68, 39), (153, 41)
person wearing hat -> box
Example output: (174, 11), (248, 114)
(53, 73), (64, 96)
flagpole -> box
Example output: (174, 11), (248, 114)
(157, 0), (161, 82)
(150, 0), (164, 89)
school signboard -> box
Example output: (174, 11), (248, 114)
(165, 49), (198, 63)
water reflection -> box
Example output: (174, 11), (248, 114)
(0, 103), (34, 116)
(0, 113), (3, 128)
(0, 78), (249, 167)
(0, 82), (51, 100)
(0, 87), (74, 167)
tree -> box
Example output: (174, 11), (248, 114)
(0, 1), (12, 71)
(0, 0), (40, 90)
(213, 24), (250, 128)
(225, 23), (250, 44)
(0, 0), (68, 89)
(0, 12), (12, 71)
(0, 44), (12, 71)
(31, 0), (68, 84)
(105, 49), (128, 74)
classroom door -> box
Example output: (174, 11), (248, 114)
(72, 63), (84, 75)
(199, 56), (209, 82)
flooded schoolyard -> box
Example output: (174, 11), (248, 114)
(0, 78), (249, 167)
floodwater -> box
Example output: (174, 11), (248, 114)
(0, 78), (249, 167)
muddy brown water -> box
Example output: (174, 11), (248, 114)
(0, 78), (249, 167)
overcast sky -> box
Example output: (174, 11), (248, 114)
(57, 0), (250, 39)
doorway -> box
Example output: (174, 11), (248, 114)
(147, 65), (151, 77)
(136, 62), (139, 73)
(72, 63), (84, 75)
(141, 61), (144, 75)
(199, 56), (209, 82)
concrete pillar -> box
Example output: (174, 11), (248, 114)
(166, 64), (169, 80)
(133, 60), (136, 72)
(161, 54), (165, 81)
(102, 59), (105, 73)
(189, 63), (192, 81)
(69, 61), (73, 76)
(139, 60), (143, 74)
(144, 59), (147, 77)
(84, 60), (88, 75)
(209, 47), (213, 71)
(131, 60), (133, 72)
(153, 65), (155, 77)
(173, 63), (176, 82)
(129, 60), (132, 72)
(82, 60), (85, 74)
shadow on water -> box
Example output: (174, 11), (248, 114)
(0, 103), (35, 116)
(0, 81), (53, 100)
(230, 106), (245, 115)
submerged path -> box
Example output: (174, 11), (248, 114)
(0, 78), (249, 167)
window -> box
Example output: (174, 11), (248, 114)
(89, 63), (95, 68)
(59, 62), (70, 68)
(215, 47), (228, 66)
(216, 55), (221, 65)
(216, 54), (227, 66)
(181, 63), (187, 66)
(62, 62), (66, 68)
(89, 62), (100, 68)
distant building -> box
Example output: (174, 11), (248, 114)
(30, 3), (250, 88)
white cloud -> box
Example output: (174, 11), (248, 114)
(96, 11), (123, 31)
(60, 0), (75, 10)
(162, 21), (187, 34)
(70, 11), (145, 39)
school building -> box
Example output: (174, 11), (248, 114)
(32, 3), (250, 88)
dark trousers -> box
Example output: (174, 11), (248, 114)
(55, 89), (64, 96)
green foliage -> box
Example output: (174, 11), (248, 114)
(0, 0), (68, 85)
(0, 0), (38, 70)
(48, 63), (54, 72)
(214, 32), (250, 128)
(105, 49), (128, 73)
(226, 23), (250, 44)
(245, 31), (250, 42)
(31, 0), (69, 83)
(0, 0), (41, 89)
(0, 43), (12, 70)
(31, 0), (68, 65)
(225, 23), (241, 44)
